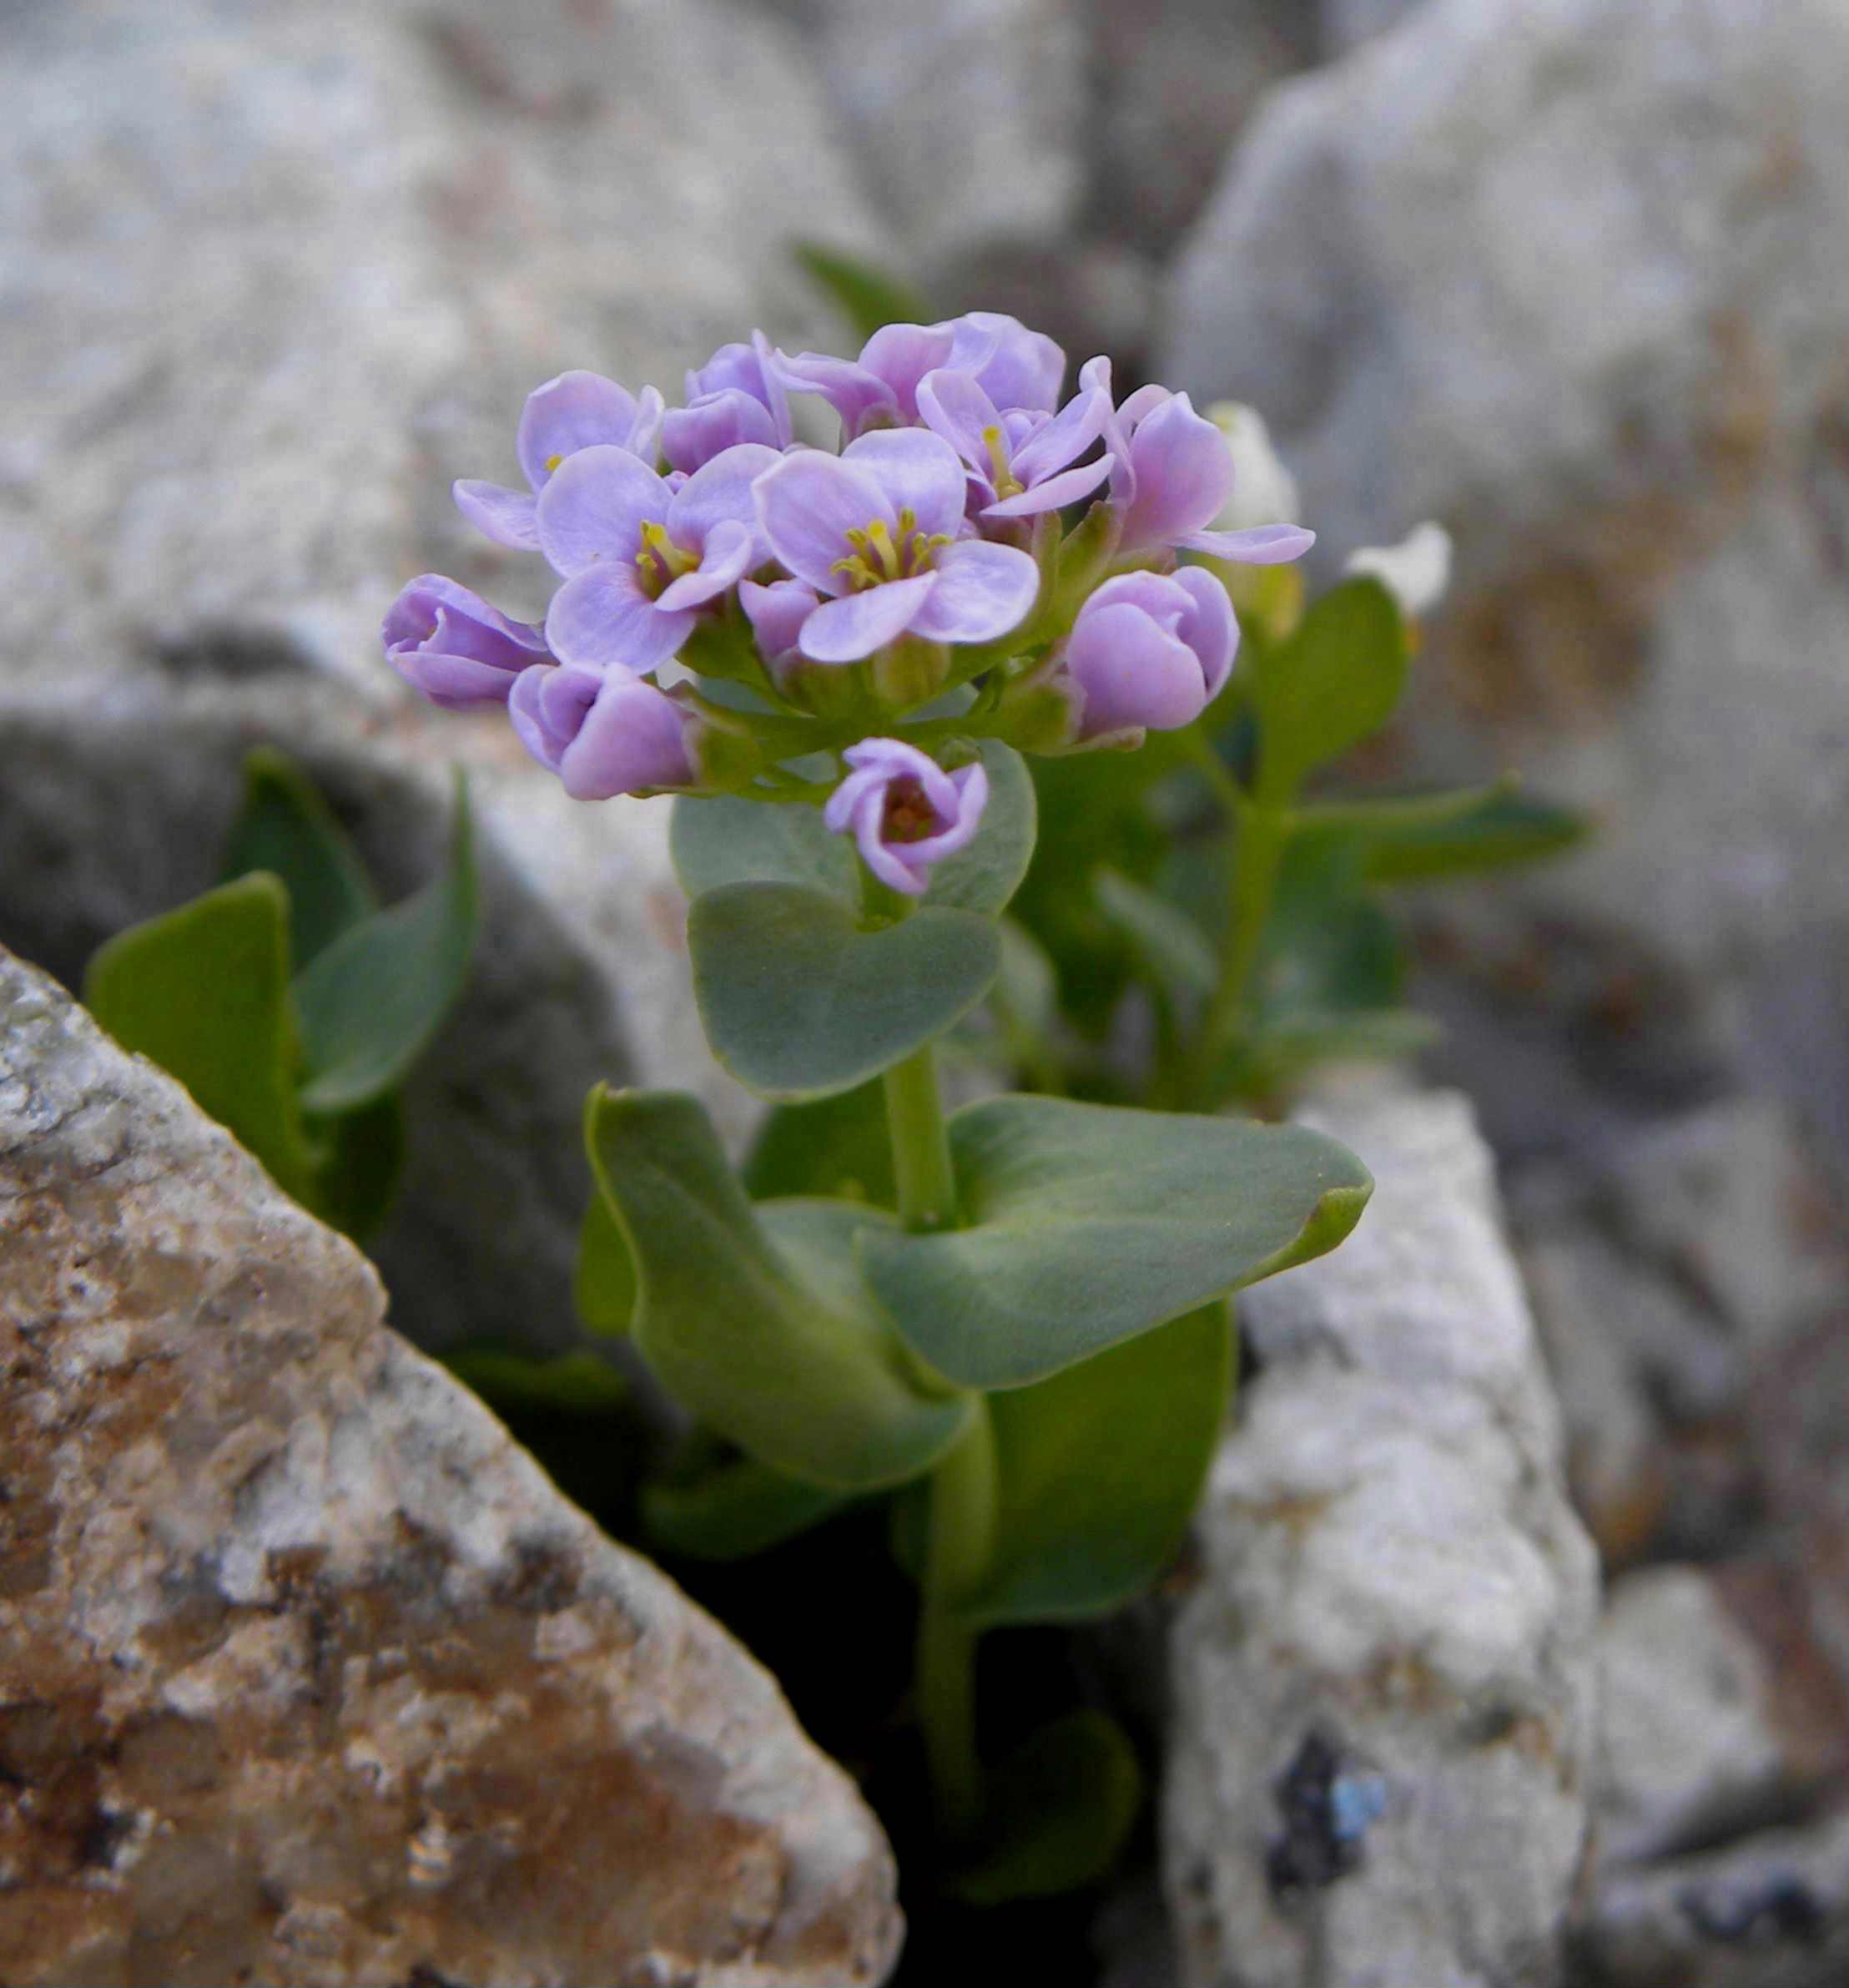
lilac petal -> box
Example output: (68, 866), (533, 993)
(668, 441), (783, 553)
(770, 349), (898, 438)
(981, 452), (1114, 519)
(536, 445), (673, 577)
(1010, 381), (1106, 486)
(661, 390), (778, 475)
(510, 664), (582, 770)
(904, 761), (990, 870)
(852, 790), (925, 895)
(1176, 522), (1317, 564)
(908, 540), (1038, 644)
(382, 573), (541, 653)
(517, 371), (642, 491)
(916, 368), (1003, 472)
(559, 676), (696, 800)
(753, 449), (895, 595)
(823, 764), (889, 835)
(797, 574), (939, 663)
(1068, 603), (1210, 734)
(1121, 393), (1234, 552)
(1081, 569), (1192, 624)
(627, 385), (667, 465)
(392, 648), (522, 710)
(860, 322), (958, 421)
(545, 565), (691, 674)
(1172, 565), (1240, 701)
(943, 312), (1064, 413)
(453, 479), (540, 551)
(841, 428), (968, 542)
(655, 517), (757, 612)
(741, 577), (820, 661)
(841, 736), (963, 820)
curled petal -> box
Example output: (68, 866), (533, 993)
(545, 564), (691, 674)
(753, 450), (895, 595)
(1177, 522), (1316, 564)
(797, 573), (939, 663)
(1066, 603), (1210, 734)
(942, 311), (1064, 413)
(1171, 565), (1240, 703)
(453, 479), (540, 551)
(558, 674), (697, 799)
(1121, 392), (1234, 553)
(859, 321), (958, 422)
(536, 445), (673, 577)
(384, 574), (550, 710)
(655, 517), (758, 613)
(662, 390), (778, 474)
(517, 371), (643, 491)
(740, 577), (820, 662)
(841, 427), (969, 542)
(509, 663), (599, 770)
(916, 368), (1003, 472)
(770, 348), (898, 439)
(908, 540), (1038, 644)
(1010, 381), (1106, 487)
(980, 452), (1113, 519)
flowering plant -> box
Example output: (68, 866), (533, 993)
(387, 310), (1382, 1894)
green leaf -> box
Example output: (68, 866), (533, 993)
(859, 1095), (1371, 1390)
(574, 1187), (639, 1336)
(84, 874), (314, 1203)
(585, 1087), (971, 1489)
(1357, 789), (1592, 885)
(670, 741), (1035, 918)
(969, 1304), (1231, 1627)
(924, 744), (1036, 915)
(295, 771), (478, 1113)
(1094, 869), (1216, 1004)
(443, 1345), (631, 1417)
(671, 792), (859, 905)
(220, 747), (375, 971)
(688, 882), (1000, 1102)
(950, 1711), (1143, 1905)
(642, 1451), (853, 1562)
(792, 240), (931, 344)
(1249, 577), (1408, 800)
(743, 1081), (897, 1207)
(305, 1093), (406, 1244)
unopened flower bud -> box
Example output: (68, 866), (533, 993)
(508, 664), (698, 800)
(823, 738), (988, 898)
(383, 575), (552, 711)
(1063, 568), (1238, 739)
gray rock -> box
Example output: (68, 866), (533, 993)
(1159, 0), (1849, 1155)
(0, 944), (903, 1986)
(1319, 0), (1427, 54)
(1584, 1803), (1849, 1988)
(1163, 1084), (1600, 1988)
(1597, 1566), (1846, 1869)
(799, 0), (1085, 286)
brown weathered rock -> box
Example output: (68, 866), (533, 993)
(0, 945), (903, 1988)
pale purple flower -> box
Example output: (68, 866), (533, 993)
(1061, 568), (1239, 739)
(383, 575), (552, 711)
(539, 441), (781, 674)
(824, 738), (989, 897)
(1086, 358), (1315, 564)
(917, 367), (1111, 522)
(508, 664), (697, 800)
(772, 311), (1066, 442)
(752, 430), (1039, 664)
(661, 389), (780, 474)
(685, 331), (793, 446)
(454, 371), (665, 553)
(740, 576), (822, 684)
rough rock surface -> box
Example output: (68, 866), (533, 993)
(0, 944), (902, 1987)
(1, 0), (851, 1345)
(1597, 1566), (1848, 1869)
(1160, 0), (1849, 1162)
(1163, 1084), (1600, 1988)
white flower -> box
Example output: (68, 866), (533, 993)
(1206, 401), (1301, 532)
(1344, 522), (1454, 619)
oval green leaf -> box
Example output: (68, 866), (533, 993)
(858, 1095), (1372, 1390)
(688, 881), (1001, 1102)
(586, 1086), (970, 1490)
(968, 1304), (1232, 1627)
(83, 872), (315, 1205)
(1250, 576), (1408, 800)
(642, 1452), (853, 1562)
(220, 747), (375, 971)
(295, 771), (478, 1113)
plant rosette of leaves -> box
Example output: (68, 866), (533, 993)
(363, 293), (1590, 1903)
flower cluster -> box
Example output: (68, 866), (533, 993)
(385, 312), (1313, 893)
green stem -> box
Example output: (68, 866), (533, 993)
(1192, 792), (1290, 1102)
(884, 1042), (959, 1234)
(914, 1399), (996, 1839)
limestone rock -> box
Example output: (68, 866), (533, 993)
(1319, 0), (1426, 54)
(1163, 1085), (1600, 1988)
(0, 944), (902, 1987)
(1597, 1566), (1849, 1869)
(1159, 0), (1849, 1153)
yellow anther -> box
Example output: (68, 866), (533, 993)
(981, 425), (1023, 500)
(546, 452), (566, 473)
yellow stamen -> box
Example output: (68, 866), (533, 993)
(545, 452), (566, 473)
(982, 425), (1023, 500)
(634, 518), (699, 598)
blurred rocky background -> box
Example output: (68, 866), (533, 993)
(4, 0), (1849, 1983)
